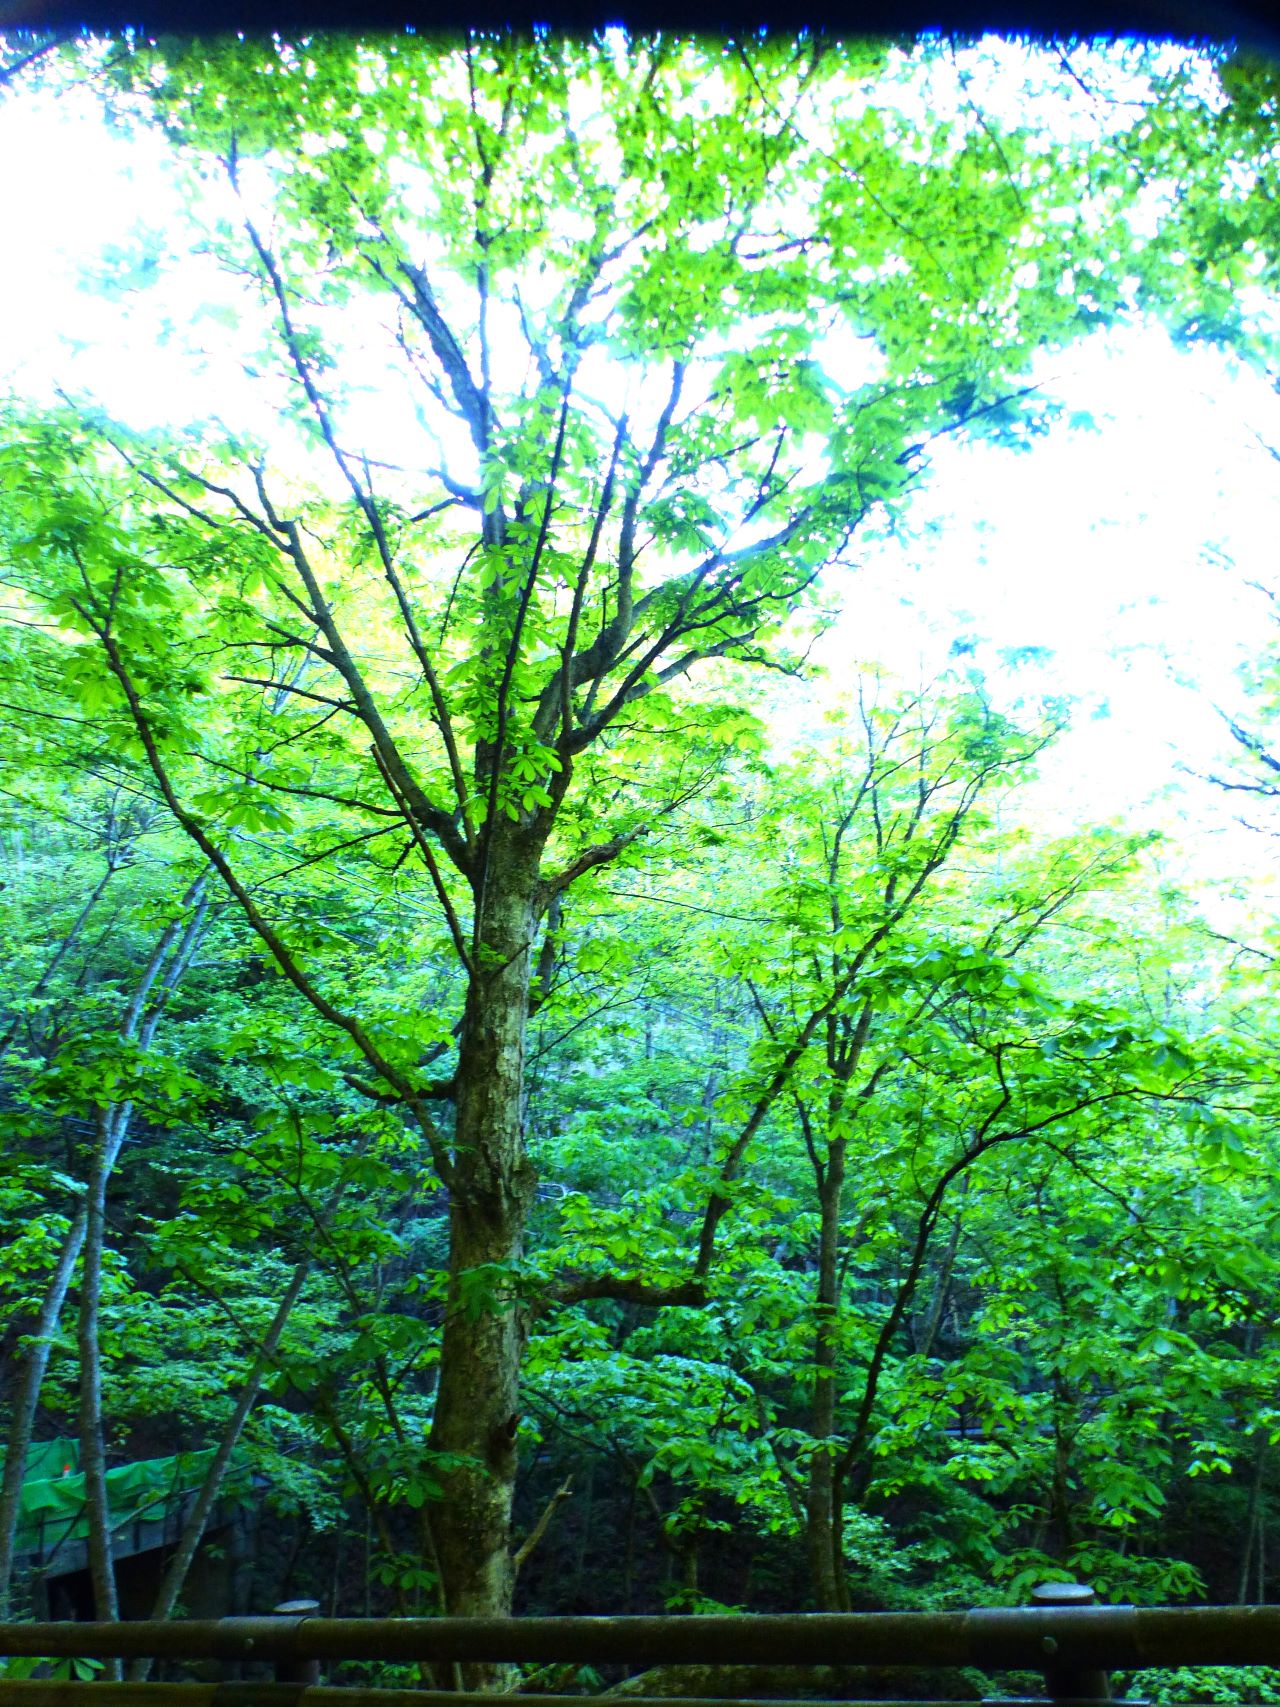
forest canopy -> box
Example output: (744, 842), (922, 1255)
(3, 28), (1280, 1666)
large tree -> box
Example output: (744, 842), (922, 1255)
(2, 33), (1152, 1619)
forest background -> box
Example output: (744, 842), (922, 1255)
(4, 27), (1280, 1693)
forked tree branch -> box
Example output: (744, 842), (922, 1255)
(81, 606), (458, 1192)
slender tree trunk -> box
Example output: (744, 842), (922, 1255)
(680, 1532), (699, 1600)
(77, 880), (208, 1638)
(807, 1136), (846, 1612)
(0, 861), (117, 1066)
(1049, 1373), (1074, 1556)
(916, 1188), (966, 1360)
(0, 1206), (88, 1617)
(569, 1456), (596, 1604)
(0, 859), (128, 1615)
(79, 1104), (123, 1657)
(76, 879), (208, 1650)
(126, 1261), (311, 1681)
(1240, 1440), (1267, 1604)
(329, 1529), (342, 1618)
(1260, 1494), (1267, 1603)
(0, 1055), (160, 1616)
(428, 833), (540, 1625)
(623, 1477), (638, 1611)
(1240, 1494), (1260, 1604)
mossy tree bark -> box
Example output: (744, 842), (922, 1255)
(430, 827), (543, 1621)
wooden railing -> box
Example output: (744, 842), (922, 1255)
(3, 1590), (1280, 1705)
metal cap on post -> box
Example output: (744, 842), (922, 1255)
(1032, 1581), (1112, 1703)
(272, 1598), (322, 1687)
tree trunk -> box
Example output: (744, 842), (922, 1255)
(1260, 1493), (1268, 1603)
(0, 858), (136, 1616)
(1, 882), (207, 1630)
(0, 1069), (157, 1616)
(623, 1477), (638, 1611)
(569, 1455), (596, 1604)
(79, 1105), (123, 1659)
(78, 879), (208, 1651)
(807, 1136), (846, 1612)
(679, 1531), (699, 1601)
(0, 1206), (88, 1617)
(1049, 1373), (1074, 1556)
(1240, 1439), (1267, 1605)
(915, 1187), (966, 1359)
(0, 861), (117, 1066)
(428, 832), (540, 1624)
(127, 1261), (312, 1681)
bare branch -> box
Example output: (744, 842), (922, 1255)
(370, 744), (473, 973)
(541, 824), (649, 903)
(511, 1476), (573, 1577)
(81, 606), (456, 1191)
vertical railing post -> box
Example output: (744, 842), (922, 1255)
(272, 1598), (321, 1687)
(1032, 1581), (1112, 1703)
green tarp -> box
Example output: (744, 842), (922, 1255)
(3, 1439), (80, 1483)
(0, 1436), (83, 1553)
(10, 1445), (221, 1554)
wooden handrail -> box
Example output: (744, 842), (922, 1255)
(0, 1606), (1276, 1667)
(0, 1690), (1034, 1707)
(2, 1601), (1278, 1705)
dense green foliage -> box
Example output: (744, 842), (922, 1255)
(3, 29), (1280, 1672)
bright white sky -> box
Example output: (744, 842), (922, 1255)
(4, 62), (1280, 921)
(822, 328), (1280, 858)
